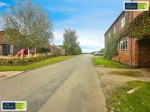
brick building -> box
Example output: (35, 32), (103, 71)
(105, 0), (150, 67)
(0, 31), (11, 56)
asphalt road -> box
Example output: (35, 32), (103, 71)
(0, 54), (107, 112)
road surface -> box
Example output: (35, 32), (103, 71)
(0, 54), (107, 112)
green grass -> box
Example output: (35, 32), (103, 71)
(111, 71), (142, 77)
(111, 81), (150, 112)
(0, 56), (73, 71)
(93, 56), (125, 68)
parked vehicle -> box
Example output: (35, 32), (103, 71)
(93, 52), (104, 56)
(17, 49), (34, 57)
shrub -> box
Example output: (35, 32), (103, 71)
(0, 59), (8, 65)
(8, 60), (14, 65)
(45, 53), (50, 58)
(29, 57), (37, 62)
(37, 55), (43, 60)
(24, 60), (29, 64)
(37, 47), (50, 53)
(13, 59), (23, 65)
(0, 53), (52, 66)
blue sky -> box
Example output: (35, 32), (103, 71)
(0, 0), (130, 52)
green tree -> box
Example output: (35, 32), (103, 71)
(74, 45), (82, 55)
(62, 43), (69, 54)
(63, 28), (82, 55)
(3, 0), (53, 52)
(100, 48), (105, 54)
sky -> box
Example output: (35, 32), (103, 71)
(0, 0), (130, 53)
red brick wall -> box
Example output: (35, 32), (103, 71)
(112, 37), (150, 67)
(111, 11), (138, 66)
(138, 39), (150, 67)
(0, 31), (6, 43)
(111, 0), (150, 67)
(112, 37), (139, 66)
(114, 12), (132, 33)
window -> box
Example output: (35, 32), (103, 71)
(2, 45), (10, 56)
(121, 17), (125, 28)
(119, 39), (127, 50)
(114, 26), (116, 34)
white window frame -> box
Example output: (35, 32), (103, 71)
(119, 39), (127, 50)
(121, 17), (125, 28)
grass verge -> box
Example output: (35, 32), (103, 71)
(93, 56), (125, 68)
(111, 70), (142, 77)
(0, 56), (73, 71)
(110, 81), (150, 112)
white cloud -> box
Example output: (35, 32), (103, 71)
(0, 2), (9, 7)
(79, 38), (101, 48)
(49, 7), (76, 12)
(53, 31), (63, 40)
(77, 30), (104, 52)
(53, 31), (63, 45)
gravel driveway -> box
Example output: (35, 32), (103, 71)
(96, 66), (150, 111)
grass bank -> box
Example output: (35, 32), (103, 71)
(93, 56), (125, 68)
(110, 81), (150, 112)
(0, 56), (73, 71)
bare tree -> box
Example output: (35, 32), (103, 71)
(3, 0), (53, 54)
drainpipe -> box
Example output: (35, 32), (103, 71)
(130, 11), (133, 66)
(130, 36), (133, 66)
